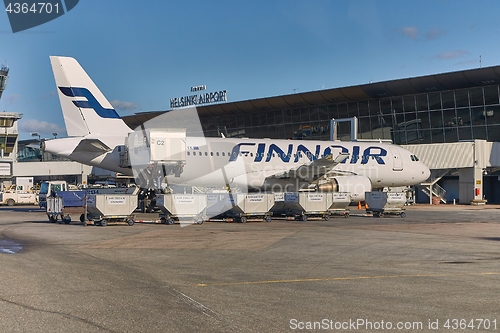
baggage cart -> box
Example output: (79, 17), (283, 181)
(86, 194), (138, 226)
(205, 193), (235, 220)
(46, 196), (64, 223)
(56, 190), (87, 224)
(219, 193), (274, 223)
(365, 192), (406, 217)
(156, 194), (207, 225)
(329, 192), (351, 217)
(271, 192), (333, 221)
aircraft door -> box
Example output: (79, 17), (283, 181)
(390, 147), (403, 171)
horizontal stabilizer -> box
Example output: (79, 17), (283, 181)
(72, 139), (111, 154)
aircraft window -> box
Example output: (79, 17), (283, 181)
(210, 152), (213, 156)
(414, 155), (419, 161)
(410, 155), (415, 161)
(205, 152), (208, 156)
(187, 152), (190, 156)
(222, 152), (225, 156)
(216, 152), (219, 156)
(250, 153), (253, 157)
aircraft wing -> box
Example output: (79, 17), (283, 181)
(281, 152), (350, 181)
(72, 138), (111, 154)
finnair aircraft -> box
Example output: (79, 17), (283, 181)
(42, 56), (430, 201)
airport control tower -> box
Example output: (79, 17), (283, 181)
(0, 64), (22, 178)
(0, 64), (8, 100)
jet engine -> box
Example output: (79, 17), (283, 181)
(316, 175), (372, 201)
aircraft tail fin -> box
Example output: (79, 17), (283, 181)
(50, 56), (131, 137)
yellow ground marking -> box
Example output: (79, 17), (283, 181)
(197, 272), (500, 287)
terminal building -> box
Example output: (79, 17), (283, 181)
(4, 62), (500, 204)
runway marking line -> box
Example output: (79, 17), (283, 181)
(197, 271), (500, 287)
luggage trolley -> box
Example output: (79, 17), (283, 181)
(46, 192), (87, 224)
(46, 196), (65, 223)
(328, 192), (351, 217)
(86, 194), (138, 226)
(156, 194), (207, 225)
(365, 192), (407, 218)
(271, 192), (333, 221)
(219, 193), (274, 223)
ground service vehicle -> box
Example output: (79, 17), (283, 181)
(0, 184), (37, 206)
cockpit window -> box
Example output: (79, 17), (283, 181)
(410, 155), (420, 161)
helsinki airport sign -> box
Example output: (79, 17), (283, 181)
(170, 85), (227, 109)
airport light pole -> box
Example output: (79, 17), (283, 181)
(31, 132), (40, 141)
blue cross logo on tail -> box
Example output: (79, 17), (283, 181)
(59, 87), (120, 119)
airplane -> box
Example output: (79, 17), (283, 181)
(42, 56), (431, 201)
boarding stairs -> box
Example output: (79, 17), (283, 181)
(418, 169), (449, 204)
(419, 183), (447, 204)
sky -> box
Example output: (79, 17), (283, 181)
(1, 0), (500, 139)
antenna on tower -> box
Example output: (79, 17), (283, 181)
(480, 55), (482, 68)
(0, 63), (9, 100)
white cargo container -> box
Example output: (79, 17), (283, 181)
(365, 192), (406, 217)
(86, 194), (138, 226)
(156, 194), (207, 225)
(206, 193), (274, 223)
(206, 193), (235, 219)
(271, 192), (350, 221)
(329, 192), (351, 217)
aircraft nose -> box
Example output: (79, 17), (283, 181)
(420, 164), (431, 182)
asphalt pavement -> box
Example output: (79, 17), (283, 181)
(1, 204), (500, 332)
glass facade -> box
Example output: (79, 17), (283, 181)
(200, 85), (500, 144)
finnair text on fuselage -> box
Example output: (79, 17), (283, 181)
(228, 142), (386, 165)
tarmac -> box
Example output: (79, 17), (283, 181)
(1, 203), (500, 332)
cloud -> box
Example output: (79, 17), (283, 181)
(396, 26), (419, 40)
(394, 27), (445, 41)
(433, 50), (470, 60)
(110, 100), (140, 111)
(18, 118), (66, 136)
(426, 28), (445, 40)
